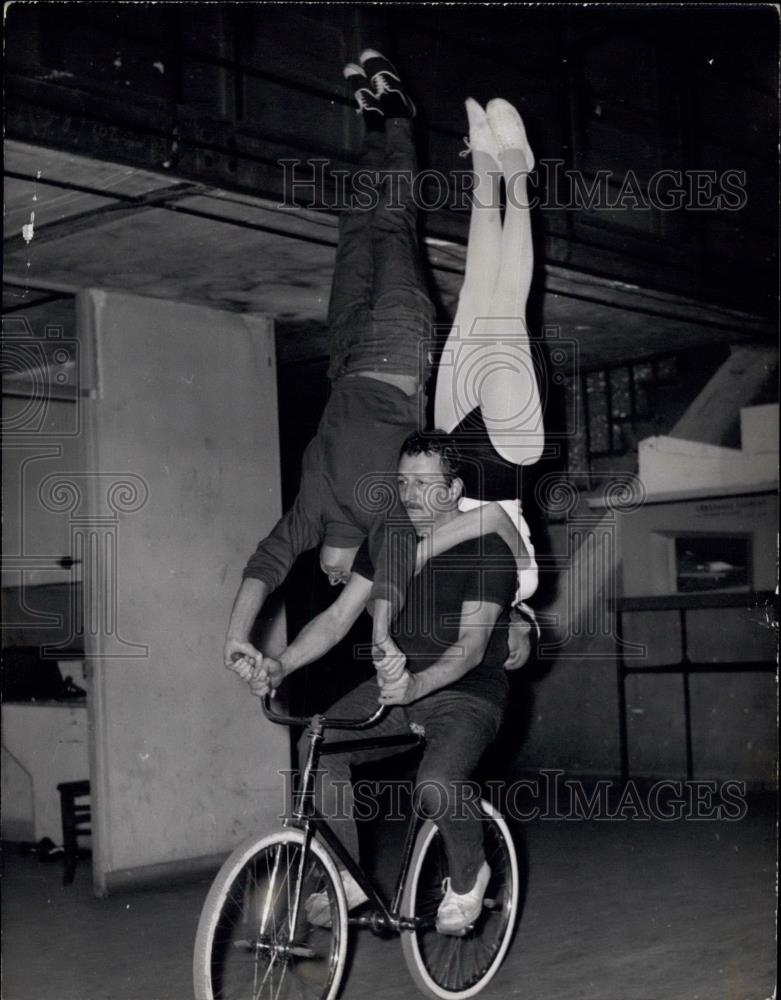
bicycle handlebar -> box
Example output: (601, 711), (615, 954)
(261, 693), (389, 731)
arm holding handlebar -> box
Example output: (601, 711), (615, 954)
(224, 577), (270, 679)
(246, 571), (373, 699)
(282, 572), (372, 674)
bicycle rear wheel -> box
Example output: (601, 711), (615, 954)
(400, 799), (519, 999)
(194, 829), (348, 1000)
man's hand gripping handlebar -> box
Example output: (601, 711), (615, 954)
(224, 639), (263, 681)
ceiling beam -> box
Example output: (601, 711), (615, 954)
(1, 290), (68, 314)
(3, 178), (207, 249)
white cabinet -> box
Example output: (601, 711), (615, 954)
(1, 702), (88, 843)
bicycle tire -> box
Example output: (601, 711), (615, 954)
(194, 829), (348, 1000)
(400, 799), (519, 999)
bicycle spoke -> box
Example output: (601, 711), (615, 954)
(273, 957), (289, 1000)
(444, 935), (459, 990)
(258, 952), (278, 998)
(261, 845), (283, 938)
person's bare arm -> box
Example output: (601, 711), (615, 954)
(249, 573), (372, 697)
(416, 504), (531, 572)
(228, 492), (324, 679)
(378, 599), (502, 704)
(371, 598), (407, 682)
(283, 572), (372, 675)
(224, 577), (271, 679)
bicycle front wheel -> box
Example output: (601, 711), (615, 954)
(400, 799), (519, 999)
(194, 829), (348, 1000)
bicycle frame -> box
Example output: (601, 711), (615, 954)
(195, 694), (519, 1000)
(262, 694), (427, 932)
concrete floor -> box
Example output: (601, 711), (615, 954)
(2, 799), (776, 1000)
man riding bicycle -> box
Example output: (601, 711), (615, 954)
(249, 431), (517, 935)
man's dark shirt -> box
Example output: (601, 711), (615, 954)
(353, 532), (516, 709)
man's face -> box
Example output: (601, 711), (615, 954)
(397, 451), (459, 531)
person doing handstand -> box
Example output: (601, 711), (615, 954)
(226, 50), (432, 671)
(424, 95), (544, 663)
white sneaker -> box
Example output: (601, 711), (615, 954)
(436, 861), (491, 935)
(305, 868), (368, 928)
(485, 98), (535, 171)
(464, 97), (500, 162)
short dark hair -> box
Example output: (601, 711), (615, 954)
(399, 431), (463, 484)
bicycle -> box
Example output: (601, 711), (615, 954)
(194, 693), (520, 1000)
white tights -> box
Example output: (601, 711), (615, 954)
(435, 146), (543, 466)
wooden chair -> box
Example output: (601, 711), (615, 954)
(56, 780), (91, 885)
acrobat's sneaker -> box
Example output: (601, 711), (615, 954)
(485, 97), (535, 171)
(359, 48), (415, 117)
(436, 861), (491, 934)
(343, 63), (383, 119)
(464, 97), (500, 161)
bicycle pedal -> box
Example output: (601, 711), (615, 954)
(435, 921), (474, 937)
(288, 944), (317, 959)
